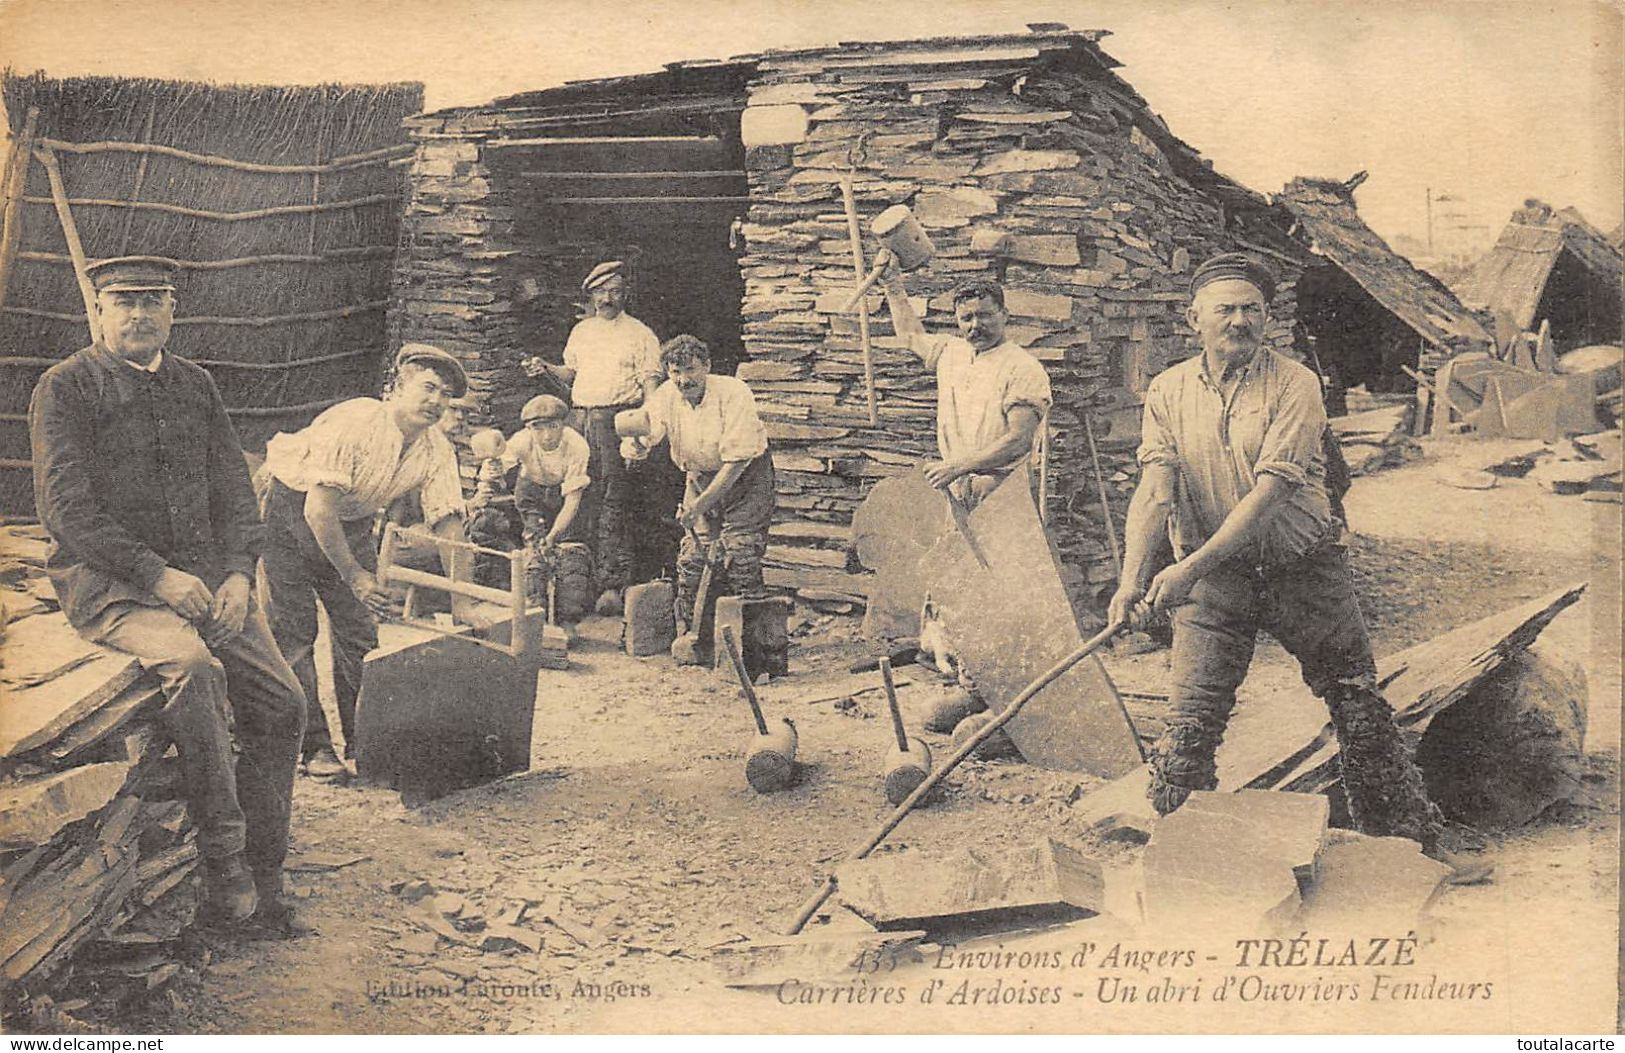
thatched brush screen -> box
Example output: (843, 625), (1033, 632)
(0, 74), (424, 516)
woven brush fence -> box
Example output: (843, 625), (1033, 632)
(0, 73), (424, 515)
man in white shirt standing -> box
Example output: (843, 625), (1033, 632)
(614, 335), (773, 633)
(258, 344), (470, 778)
(528, 261), (662, 618)
(502, 394), (594, 626)
(879, 274), (1052, 509)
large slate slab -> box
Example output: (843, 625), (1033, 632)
(836, 838), (1103, 931)
(921, 472), (1142, 776)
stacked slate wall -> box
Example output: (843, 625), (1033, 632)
(735, 54), (1299, 607)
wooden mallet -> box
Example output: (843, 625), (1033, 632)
(722, 626), (798, 793)
(784, 620), (1128, 935)
(878, 657), (932, 806)
(839, 205), (936, 314)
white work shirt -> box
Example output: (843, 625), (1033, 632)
(501, 425), (592, 494)
(262, 397), (464, 524)
(643, 374), (769, 473)
(562, 313), (662, 408)
(909, 335), (1052, 464)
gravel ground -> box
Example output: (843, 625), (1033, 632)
(85, 432), (1620, 1034)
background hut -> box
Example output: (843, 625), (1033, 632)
(1277, 173), (1491, 412)
(0, 73), (424, 517)
(1453, 200), (1624, 353)
(392, 27), (1311, 610)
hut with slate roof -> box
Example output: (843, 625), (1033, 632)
(1277, 173), (1492, 405)
(1455, 201), (1623, 353)
(391, 25), (1309, 609)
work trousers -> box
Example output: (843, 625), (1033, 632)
(569, 405), (637, 593)
(78, 596), (305, 887)
(675, 453), (775, 627)
(260, 480), (378, 760)
(1148, 540), (1443, 848)
(515, 477), (593, 624)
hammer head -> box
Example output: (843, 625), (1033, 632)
(872, 205), (936, 272)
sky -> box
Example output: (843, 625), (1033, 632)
(1, 0), (1620, 257)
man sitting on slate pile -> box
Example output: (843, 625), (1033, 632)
(30, 256), (308, 935)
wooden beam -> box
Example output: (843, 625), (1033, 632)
(487, 135), (723, 147)
(37, 137), (411, 174)
(544, 195), (753, 205)
(20, 192), (402, 222)
(0, 344), (376, 373)
(35, 148), (99, 345)
(520, 169), (745, 180)
(19, 245), (394, 269)
(5, 300), (386, 327)
(0, 107), (41, 313)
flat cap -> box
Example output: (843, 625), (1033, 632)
(582, 260), (625, 291)
(1190, 252), (1276, 302)
(520, 393), (569, 423)
(87, 255), (178, 293)
(394, 343), (468, 398)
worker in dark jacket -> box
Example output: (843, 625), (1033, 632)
(28, 256), (308, 935)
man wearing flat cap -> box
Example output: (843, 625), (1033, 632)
(500, 394), (595, 626)
(30, 256), (308, 933)
(258, 343), (470, 779)
(526, 260), (662, 617)
(1108, 252), (1443, 850)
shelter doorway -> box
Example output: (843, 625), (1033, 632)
(486, 133), (750, 583)
(1295, 260), (1419, 414)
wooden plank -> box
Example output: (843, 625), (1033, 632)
(0, 761), (132, 851)
(922, 472), (1142, 776)
(1073, 582), (1589, 826)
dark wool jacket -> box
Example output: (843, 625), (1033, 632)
(29, 344), (261, 628)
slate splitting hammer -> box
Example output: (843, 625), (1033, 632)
(670, 512), (725, 666)
(784, 618), (1131, 936)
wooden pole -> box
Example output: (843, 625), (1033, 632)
(840, 173), (879, 427)
(0, 107), (41, 313)
(879, 657), (908, 752)
(722, 627), (770, 736)
(36, 147), (100, 345)
(1082, 408), (1122, 577)
(786, 621), (1125, 934)
(117, 98), (157, 255)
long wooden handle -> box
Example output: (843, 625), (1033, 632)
(839, 261), (889, 314)
(722, 627), (769, 736)
(841, 174), (879, 427)
(879, 657), (908, 752)
(785, 621), (1126, 934)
